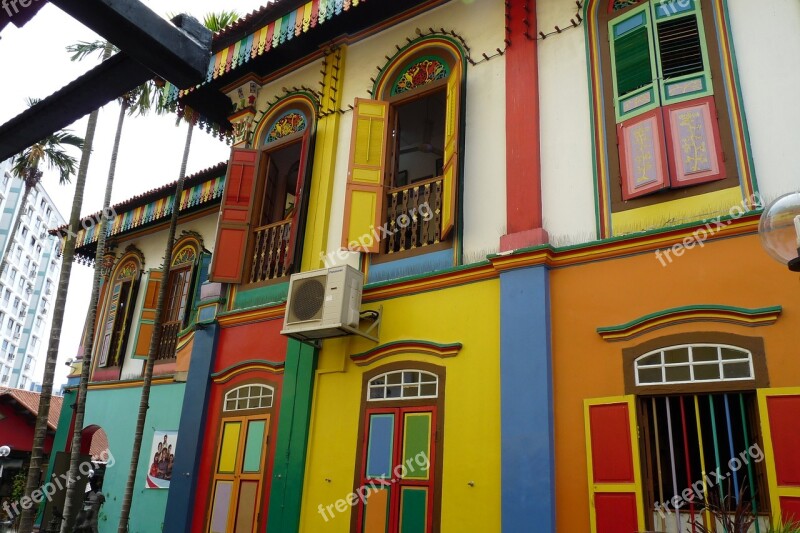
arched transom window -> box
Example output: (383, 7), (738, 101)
(635, 344), (754, 386)
(367, 370), (439, 401)
(223, 384), (275, 412)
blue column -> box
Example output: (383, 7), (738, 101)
(500, 265), (555, 532)
(163, 323), (219, 533)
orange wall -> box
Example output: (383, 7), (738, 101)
(549, 232), (800, 531)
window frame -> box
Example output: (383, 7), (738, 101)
(350, 362), (446, 533)
(596, 0), (743, 213)
(96, 255), (142, 369)
(622, 332), (768, 395)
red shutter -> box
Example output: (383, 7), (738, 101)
(758, 389), (800, 524)
(584, 397), (644, 533)
(662, 96), (726, 188)
(210, 148), (261, 283)
(617, 108), (670, 200)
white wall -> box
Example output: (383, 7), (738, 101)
(250, 0), (506, 265)
(727, 0), (800, 202)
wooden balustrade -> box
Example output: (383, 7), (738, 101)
(385, 176), (442, 254)
(156, 320), (181, 361)
(250, 219), (292, 283)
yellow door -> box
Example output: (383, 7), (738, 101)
(757, 388), (800, 525)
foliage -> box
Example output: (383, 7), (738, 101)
(768, 522), (800, 533)
(694, 478), (757, 533)
(11, 471), (27, 502)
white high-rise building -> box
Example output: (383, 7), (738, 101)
(0, 159), (65, 390)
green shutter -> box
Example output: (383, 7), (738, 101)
(609, 2), (660, 123)
(651, 0), (714, 104)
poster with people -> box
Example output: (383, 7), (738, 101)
(146, 430), (177, 489)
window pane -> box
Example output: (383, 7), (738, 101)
(399, 487), (428, 533)
(386, 385), (401, 399)
(242, 420), (266, 473)
(218, 422), (241, 473)
(369, 386), (385, 400)
(209, 481), (233, 533)
(664, 348), (689, 364)
(665, 365), (691, 383)
(638, 367), (663, 384)
(638, 352), (662, 366)
(366, 414), (394, 478)
(402, 413), (431, 480)
(419, 373), (435, 383)
(420, 383), (437, 397)
(403, 371), (418, 384)
(693, 363), (720, 381)
(692, 346), (718, 362)
(402, 384), (419, 398)
(614, 24), (652, 97)
(233, 481), (258, 533)
(362, 487), (390, 533)
(387, 372), (402, 385)
(720, 347), (748, 361)
(723, 362), (751, 380)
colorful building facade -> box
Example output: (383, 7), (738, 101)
(48, 0), (800, 532)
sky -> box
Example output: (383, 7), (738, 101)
(0, 0), (267, 389)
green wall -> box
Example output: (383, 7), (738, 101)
(83, 382), (185, 533)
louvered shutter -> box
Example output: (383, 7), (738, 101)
(210, 148), (260, 283)
(341, 99), (389, 253)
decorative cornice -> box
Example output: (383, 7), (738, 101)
(350, 340), (462, 366)
(217, 304), (286, 327)
(87, 376), (174, 391)
(211, 359), (286, 383)
(597, 305), (783, 342)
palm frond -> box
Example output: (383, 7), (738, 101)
(66, 40), (119, 62)
(203, 10), (240, 32)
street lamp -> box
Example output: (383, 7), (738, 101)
(758, 192), (800, 272)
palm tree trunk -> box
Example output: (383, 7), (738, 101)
(17, 100), (101, 533)
(0, 181), (32, 279)
(117, 123), (193, 533)
(60, 101), (127, 532)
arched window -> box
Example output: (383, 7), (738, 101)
(586, 0), (755, 237)
(367, 369), (439, 400)
(635, 344), (754, 386)
(223, 384), (275, 412)
(209, 97), (316, 285)
(97, 254), (142, 367)
(341, 38), (464, 260)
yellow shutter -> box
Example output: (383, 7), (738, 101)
(441, 61), (462, 239)
(341, 98), (389, 253)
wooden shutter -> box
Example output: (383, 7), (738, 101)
(609, 3), (660, 123)
(284, 134), (310, 271)
(617, 108), (670, 200)
(341, 98), (389, 253)
(651, 0), (713, 106)
(584, 396), (645, 533)
(210, 148), (261, 283)
(97, 282), (122, 367)
(662, 96), (725, 188)
(440, 61), (462, 240)
(757, 388), (800, 525)
(132, 270), (162, 359)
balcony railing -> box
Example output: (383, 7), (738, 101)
(249, 219), (291, 283)
(385, 176), (443, 254)
(155, 320), (181, 361)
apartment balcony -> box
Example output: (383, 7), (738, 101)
(249, 219), (291, 283)
(384, 177), (443, 254)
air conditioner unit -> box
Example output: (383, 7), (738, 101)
(281, 265), (363, 342)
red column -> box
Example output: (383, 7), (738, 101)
(500, 0), (548, 251)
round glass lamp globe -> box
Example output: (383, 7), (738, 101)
(758, 191), (800, 268)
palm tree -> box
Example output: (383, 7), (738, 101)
(14, 122), (84, 533)
(116, 11), (239, 532)
(59, 40), (164, 532)
(1, 104), (82, 278)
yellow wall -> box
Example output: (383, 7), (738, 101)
(299, 279), (502, 532)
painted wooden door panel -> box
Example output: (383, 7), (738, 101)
(207, 415), (269, 533)
(584, 396), (645, 533)
(357, 408), (435, 533)
(757, 389), (800, 524)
